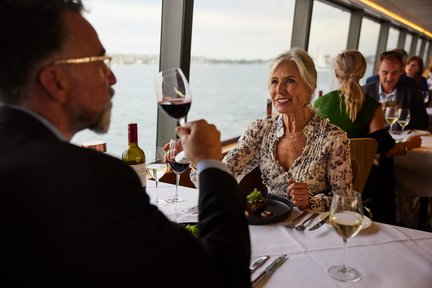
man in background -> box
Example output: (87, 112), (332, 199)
(363, 50), (428, 130)
(365, 48), (410, 84)
(0, 1), (250, 287)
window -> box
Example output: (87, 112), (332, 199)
(308, 1), (351, 96)
(404, 33), (413, 53)
(71, 0), (162, 158)
(423, 41), (430, 67)
(189, 0), (295, 141)
(415, 38), (422, 56)
(358, 17), (381, 84)
(386, 26), (399, 50)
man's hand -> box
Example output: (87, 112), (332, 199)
(176, 119), (222, 165)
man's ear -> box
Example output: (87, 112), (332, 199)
(38, 65), (69, 103)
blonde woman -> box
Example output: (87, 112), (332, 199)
(191, 48), (353, 212)
(314, 49), (421, 157)
(314, 49), (421, 224)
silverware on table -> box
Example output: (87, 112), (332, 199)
(308, 214), (330, 231)
(251, 254), (287, 287)
(294, 212), (319, 231)
(284, 210), (308, 229)
(249, 255), (269, 273)
(182, 205), (198, 213)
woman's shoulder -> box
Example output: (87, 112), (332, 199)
(310, 113), (347, 137)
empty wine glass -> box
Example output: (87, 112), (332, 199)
(384, 106), (398, 135)
(397, 108), (411, 133)
(328, 191), (364, 283)
(146, 147), (168, 205)
(165, 139), (188, 203)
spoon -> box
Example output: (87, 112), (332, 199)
(249, 255), (269, 273)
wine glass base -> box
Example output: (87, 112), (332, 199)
(328, 265), (362, 283)
(153, 199), (167, 206)
(165, 196), (185, 203)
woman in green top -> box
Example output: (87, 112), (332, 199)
(314, 50), (421, 225)
(314, 49), (420, 156)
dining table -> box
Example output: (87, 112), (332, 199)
(393, 130), (432, 230)
(147, 180), (432, 288)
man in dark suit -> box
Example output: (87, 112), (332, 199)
(0, 1), (250, 287)
(363, 50), (428, 130)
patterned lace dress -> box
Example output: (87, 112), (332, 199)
(191, 113), (353, 212)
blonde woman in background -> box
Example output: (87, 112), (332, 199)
(314, 49), (421, 224)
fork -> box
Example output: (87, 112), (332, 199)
(294, 212), (319, 231)
(284, 210), (308, 229)
(182, 205), (198, 214)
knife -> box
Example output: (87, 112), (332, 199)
(308, 214), (330, 231)
(249, 255), (269, 273)
(251, 254), (287, 287)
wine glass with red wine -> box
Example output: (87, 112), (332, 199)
(154, 68), (191, 126)
(154, 68), (192, 164)
(165, 139), (189, 203)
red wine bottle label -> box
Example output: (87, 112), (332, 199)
(131, 163), (146, 187)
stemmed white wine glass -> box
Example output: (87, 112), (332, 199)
(146, 147), (168, 205)
(384, 106), (398, 135)
(328, 191), (364, 283)
(154, 68), (192, 164)
(397, 108), (411, 133)
(165, 139), (189, 203)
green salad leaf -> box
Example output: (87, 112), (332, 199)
(184, 224), (198, 236)
(246, 188), (265, 203)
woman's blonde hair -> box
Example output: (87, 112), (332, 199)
(335, 50), (366, 122)
(268, 48), (317, 103)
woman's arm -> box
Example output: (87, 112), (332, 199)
(369, 105), (385, 133)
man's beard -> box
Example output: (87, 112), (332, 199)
(89, 87), (114, 134)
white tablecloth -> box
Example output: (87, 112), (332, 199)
(394, 133), (432, 198)
(147, 180), (432, 288)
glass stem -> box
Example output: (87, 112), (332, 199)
(155, 180), (159, 202)
(342, 238), (348, 272)
(175, 173), (180, 198)
(179, 117), (186, 126)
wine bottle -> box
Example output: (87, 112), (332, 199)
(122, 123), (146, 187)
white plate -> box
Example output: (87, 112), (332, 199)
(392, 129), (431, 141)
(319, 212), (372, 230)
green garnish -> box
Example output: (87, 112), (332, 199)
(246, 188), (265, 203)
(184, 224), (198, 236)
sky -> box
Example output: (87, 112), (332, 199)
(82, 0), (383, 60)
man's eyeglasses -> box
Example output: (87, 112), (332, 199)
(53, 55), (112, 69)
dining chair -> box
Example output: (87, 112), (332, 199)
(349, 138), (378, 219)
(238, 167), (267, 196)
(349, 138), (378, 194)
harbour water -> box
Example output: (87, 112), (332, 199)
(71, 63), (334, 158)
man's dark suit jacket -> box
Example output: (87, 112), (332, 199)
(363, 79), (429, 130)
(0, 107), (251, 287)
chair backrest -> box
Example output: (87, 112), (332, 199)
(349, 138), (378, 193)
(238, 167), (268, 196)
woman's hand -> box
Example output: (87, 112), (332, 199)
(405, 135), (422, 149)
(287, 179), (310, 210)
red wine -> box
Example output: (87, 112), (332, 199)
(159, 99), (191, 120)
(169, 161), (189, 174)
